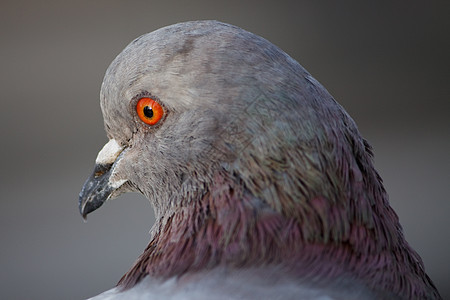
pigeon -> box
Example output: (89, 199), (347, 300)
(79, 20), (441, 299)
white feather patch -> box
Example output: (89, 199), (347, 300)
(95, 139), (124, 165)
(110, 178), (127, 189)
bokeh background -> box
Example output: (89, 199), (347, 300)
(1, 1), (448, 299)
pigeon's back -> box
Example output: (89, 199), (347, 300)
(90, 267), (385, 300)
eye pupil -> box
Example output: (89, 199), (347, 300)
(143, 106), (153, 118)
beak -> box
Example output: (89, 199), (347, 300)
(79, 139), (126, 220)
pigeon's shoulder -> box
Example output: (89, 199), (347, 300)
(88, 267), (381, 300)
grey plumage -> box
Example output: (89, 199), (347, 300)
(79, 21), (441, 299)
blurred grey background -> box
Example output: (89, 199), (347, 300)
(1, 1), (448, 299)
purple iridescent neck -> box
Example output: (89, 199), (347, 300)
(118, 167), (437, 299)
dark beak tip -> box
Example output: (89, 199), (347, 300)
(78, 164), (114, 221)
(78, 200), (88, 221)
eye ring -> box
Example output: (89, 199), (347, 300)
(136, 98), (164, 126)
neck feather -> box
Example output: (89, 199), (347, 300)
(118, 165), (437, 298)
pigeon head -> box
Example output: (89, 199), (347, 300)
(80, 21), (330, 219)
(79, 21), (441, 299)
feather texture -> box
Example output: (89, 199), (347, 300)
(79, 20), (441, 299)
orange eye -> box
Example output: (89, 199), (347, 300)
(136, 98), (164, 126)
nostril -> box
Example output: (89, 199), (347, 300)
(93, 163), (112, 178)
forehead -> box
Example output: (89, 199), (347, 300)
(100, 22), (262, 109)
(98, 21), (301, 141)
(100, 23), (230, 100)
